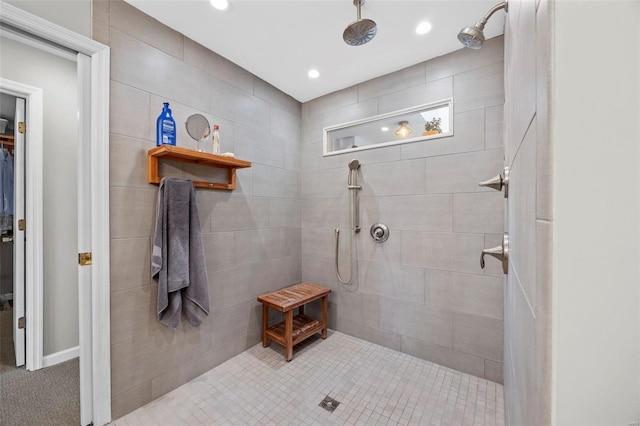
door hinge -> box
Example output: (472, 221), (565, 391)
(18, 219), (25, 231)
(18, 316), (25, 329)
(78, 252), (92, 266)
(18, 121), (25, 134)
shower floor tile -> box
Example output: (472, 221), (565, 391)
(112, 331), (504, 426)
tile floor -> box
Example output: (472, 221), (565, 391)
(113, 331), (504, 426)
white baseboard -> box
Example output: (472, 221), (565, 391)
(42, 345), (79, 368)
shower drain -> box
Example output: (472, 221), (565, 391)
(319, 395), (340, 413)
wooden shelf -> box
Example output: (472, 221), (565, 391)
(0, 135), (14, 154)
(265, 314), (324, 347)
(148, 145), (251, 190)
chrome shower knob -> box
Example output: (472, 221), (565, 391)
(370, 223), (389, 243)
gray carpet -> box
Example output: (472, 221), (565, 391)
(0, 307), (80, 426)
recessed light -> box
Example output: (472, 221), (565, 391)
(381, 127), (389, 132)
(416, 21), (433, 35)
(308, 69), (320, 79)
(210, 0), (229, 11)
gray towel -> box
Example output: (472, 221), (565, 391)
(152, 177), (209, 328)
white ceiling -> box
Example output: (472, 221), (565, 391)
(124, 0), (505, 103)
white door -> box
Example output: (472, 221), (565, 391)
(13, 97), (25, 367)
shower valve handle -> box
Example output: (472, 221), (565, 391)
(478, 166), (510, 198)
(480, 233), (509, 274)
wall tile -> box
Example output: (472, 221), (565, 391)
(202, 232), (235, 273)
(110, 29), (210, 112)
(252, 165), (299, 199)
(485, 360), (504, 384)
(234, 124), (284, 168)
(358, 62), (426, 102)
(505, 0), (536, 159)
(453, 313), (503, 362)
(401, 231), (485, 274)
(424, 36), (504, 83)
(380, 297), (453, 348)
(110, 237), (152, 292)
(301, 112), (324, 144)
(359, 261), (424, 303)
(110, 81), (150, 141)
(209, 78), (270, 130)
(536, 1), (553, 222)
(110, 134), (155, 188)
(110, 285), (158, 345)
(508, 122), (537, 309)
(301, 167), (345, 199)
(357, 229), (402, 264)
(425, 149), (504, 194)
(110, 0), (183, 60)
(322, 98), (378, 128)
(301, 197), (349, 229)
(270, 106), (300, 144)
(360, 158), (426, 197)
(305, 86), (358, 117)
(269, 198), (301, 228)
(401, 109), (485, 160)
(209, 194), (270, 231)
(233, 228), (287, 265)
(401, 335), (485, 379)
(302, 254), (340, 289)
(338, 321), (403, 352)
(253, 78), (301, 117)
(360, 194), (453, 233)
(454, 63), (505, 113)
(301, 227), (335, 258)
(453, 192), (505, 234)
(425, 269), (503, 320)
(110, 187), (157, 239)
(183, 37), (254, 94)
(378, 77), (453, 114)
(485, 104), (504, 150)
(110, 382), (152, 420)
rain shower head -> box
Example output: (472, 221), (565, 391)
(343, 0), (377, 46)
(457, 1), (507, 49)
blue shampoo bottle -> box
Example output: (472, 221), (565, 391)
(156, 102), (176, 146)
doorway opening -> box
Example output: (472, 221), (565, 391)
(0, 3), (111, 425)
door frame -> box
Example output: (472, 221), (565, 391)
(0, 3), (112, 425)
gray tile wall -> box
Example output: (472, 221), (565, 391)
(300, 37), (505, 383)
(93, 0), (302, 419)
(503, 0), (553, 424)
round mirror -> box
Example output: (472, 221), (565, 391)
(185, 114), (210, 144)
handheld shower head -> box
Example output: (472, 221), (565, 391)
(457, 1), (507, 49)
(349, 159), (361, 170)
(343, 0), (377, 46)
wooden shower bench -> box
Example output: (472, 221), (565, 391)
(257, 282), (331, 361)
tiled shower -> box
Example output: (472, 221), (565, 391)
(89, 0), (562, 422)
(97, 0), (510, 419)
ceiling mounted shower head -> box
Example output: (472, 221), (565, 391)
(343, 0), (377, 47)
(457, 1), (507, 49)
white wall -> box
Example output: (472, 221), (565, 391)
(0, 36), (79, 357)
(5, 0), (91, 38)
(552, 1), (640, 424)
